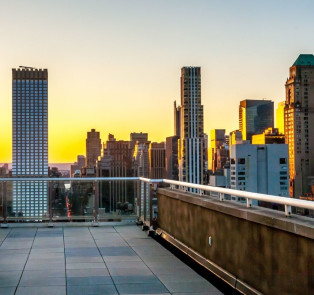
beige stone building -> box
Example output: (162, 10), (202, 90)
(285, 54), (314, 197)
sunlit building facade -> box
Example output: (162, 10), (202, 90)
(12, 68), (48, 217)
(285, 54), (314, 198)
(276, 101), (285, 135)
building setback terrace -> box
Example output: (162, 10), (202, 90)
(0, 225), (222, 295)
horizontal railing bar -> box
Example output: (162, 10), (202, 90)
(139, 177), (164, 183)
(162, 179), (314, 211)
(0, 177), (141, 182)
(0, 177), (313, 211)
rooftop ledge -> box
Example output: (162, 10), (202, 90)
(158, 188), (314, 240)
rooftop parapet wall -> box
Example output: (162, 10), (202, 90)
(157, 188), (314, 295)
(12, 68), (48, 80)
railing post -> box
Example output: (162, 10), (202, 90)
(93, 181), (99, 226)
(136, 180), (144, 226)
(137, 180), (140, 218)
(141, 181), (145, 221)
(219, 192), (224, 201)
(144, 182), (148, 223)
(48, 181), (53, 226)
(2, 182), (7, 226)
(285, 205), (292, 217)
(199, 189), (204, 196)
(247, 198), (252, 208)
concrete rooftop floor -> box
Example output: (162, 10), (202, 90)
(0, 225), (222, 295)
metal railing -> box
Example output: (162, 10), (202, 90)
(163, 179), (314, 217)
(0, 177), (313, 226)
(0, 177), (148, 225)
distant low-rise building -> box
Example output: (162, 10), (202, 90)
(252, 128), (285, 144)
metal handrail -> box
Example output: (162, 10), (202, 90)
(162, 179), (314, 216)
(0, 177), (140, 182)
(1, 177), (313, 219)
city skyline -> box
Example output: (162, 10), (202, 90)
(1, 1), (314, 163)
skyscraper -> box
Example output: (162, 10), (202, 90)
(86, 129), (101, 168)
(239, 99), (274, 141)
(285, 54), (314, 198)
(166, 135), (179, 180)
(178, 67), (205, 184)
(12, 67), (48, 217)
(149, 142), (166, 179)
(209, 129), (226, 172)
(97, 134), (133, 212)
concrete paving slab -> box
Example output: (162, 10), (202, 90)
(67, 275), (113, 286)
(66, 256), (104, 263)
(111, 274), (161, 284)
(102, 255), (142, 262)
(0, 271), (22, 287)
(99, 246), (137, 256)
(67, 284), (118, 295)
(115, 282), (169, 294)
(66, 268), (110, 277)
(0, 226), (223, 295)
(29, 247), (64, 254)
(161, 281), (218, 293)
(0, 287), (15, 295)
(66, 263), (107, 270)
(15, 286), (66, 295)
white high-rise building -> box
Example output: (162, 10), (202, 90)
(230, 143), (289, 205)
(178, 67), (205, 184)
(12, 67), (48, 217)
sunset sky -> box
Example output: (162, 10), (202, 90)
(1, 0), (314, 163)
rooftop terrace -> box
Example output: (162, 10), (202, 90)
(0, 225), (222, 295)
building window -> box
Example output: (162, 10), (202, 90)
(280, 158), (287, 164)
(238, 158), (245, 164)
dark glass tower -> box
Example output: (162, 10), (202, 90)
(12, 67), (48, 217)
(239, 99), (274, 141)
